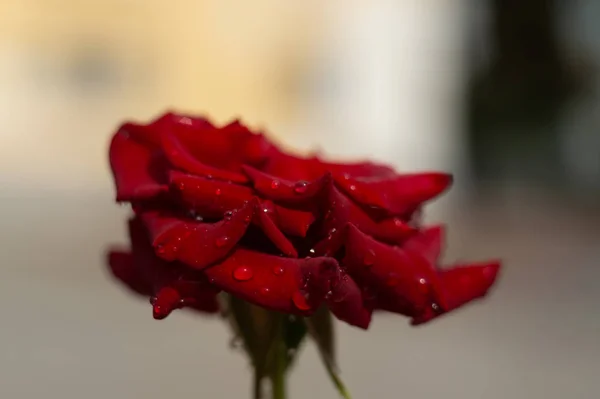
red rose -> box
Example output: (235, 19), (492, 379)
(108, 111), (500, 329)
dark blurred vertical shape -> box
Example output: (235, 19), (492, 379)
(466, 0), (582, 188)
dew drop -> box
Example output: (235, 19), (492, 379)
(363, 249), (376, 266)
(349, 184), (357, 191)
(342, 173), (351, 180)
(292, 291), (311, 310)
(177, 181), (185, 190)
(232, 266), (253, 281)
(308, 248), (316, 255)
(206, 174), (213, 180)
(223, 210), (233, 219)
(209, 278), (216, 284)
(215, 188), (222, 196)
(215, 236), (229, 248)
(325, 290), (333, 300)
(270, 180), (280, 190)
(260, 287), (270, 295)
(293, 181), (308, 194)
(431, 303), (440, 312)
(272, 266), (285, 276)
(419, 278), (426, 285)
(244, 215), (252, 223)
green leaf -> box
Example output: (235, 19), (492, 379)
(306, 307), (352, 399)
(225, 295), (277, 399)
(284, 315), (308, 369)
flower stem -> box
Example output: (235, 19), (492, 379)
(270, 315), (287, 399)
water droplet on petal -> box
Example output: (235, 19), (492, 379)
(293, 181), (308, 194)
(292, 291), (311, 310)
(232, 266), (253, 281)
(223, 210), (233, 219)
(419, 278), (426, 285)
(209, 278), (216, 284)
(244, 215), (252, 223)
(325, 290), (333, 300)
(308, 248), (315, 255)
(270, 180), (280, 190)
(177, 182), (185, 190)
(349, 184), (357, 191)
(431, 303), (440, 312)
(215, 236), (229, 248)
(215, 188), (222, 196)
(363, 250), (376, 266)
(260, 287), (270, 295)
(206, 174), (213, 180)
(342, 173), (351, 180)
(272, 266), (284, 276)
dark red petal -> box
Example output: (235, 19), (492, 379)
(314, 186), (416, 256)
(334, 172), (453, 216)
(253, 202), (299, 257)
(273, 205), (316, 237)
(412, 261), (501, 325)
(320, 160), (396, 179)
(343, 224), (446, 318)
(204, 249), (335, 315)
(169, 170), (253, 217)
(109, 130), (169, 201)
(261, 152), (327, 181)
(160, 129), (248, 183)
(371, 217), (418, 245)
(108, 219), (220, 319)
(325, 273), (373, 329)
(107, 251), (152, 296)
(403, 225), (444, 265)
(242, 165), (331, 204)
(140, 200), (255, 268)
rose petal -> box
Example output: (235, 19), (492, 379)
(109, 129), (169, 201)
(325, 273), (373, 329)
(204, 249), (334, 315)
(107, 219), (220, 319)
(242, 165), (331, 205)
(313, 186), (416, 256)
(253, 202), (299, 257)
(334, 172), (453, 216)
(161, 131), (249, 183)
(403, 225), (444, 266)
(273, 204), (316, 237)
(412, 261), (501, 325)
(140, 200), (256, 268)
(107, 251), (151, 296)
(343, 224), (446, 318)
(169, 170), (253, 218)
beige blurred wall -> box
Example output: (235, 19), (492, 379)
(0, 0), (324, 190)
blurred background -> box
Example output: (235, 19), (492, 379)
(1, 1), (599, 398)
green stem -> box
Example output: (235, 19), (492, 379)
(270, 315), (287, 399)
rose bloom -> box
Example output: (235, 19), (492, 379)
(108, 112), (500, 329)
